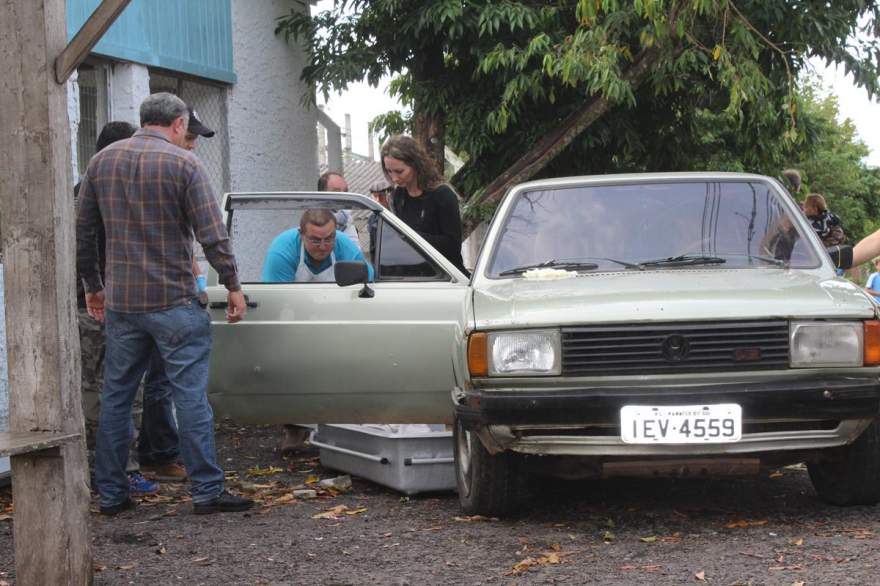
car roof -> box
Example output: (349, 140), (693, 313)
(222, 191), (382, 212)
(510, 172), (776, 192)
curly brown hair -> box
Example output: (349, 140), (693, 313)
(380, 135), (444, 191)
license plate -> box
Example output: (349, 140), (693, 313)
(620, 404), (742, 444)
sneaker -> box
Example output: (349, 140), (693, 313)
(100, 498), (137, 516)
(140, 461), (188, 482)
(193, 490), (254, 515)
(128, 472), (159, 496)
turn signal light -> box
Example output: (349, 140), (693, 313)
(468, 332), (488, 377)
(865, 321), (880, 366)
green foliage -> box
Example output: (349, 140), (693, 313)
(277, 1), (880, 204)
(783, 81), (880, 243)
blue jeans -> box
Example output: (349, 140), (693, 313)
(95, 301), (223, 507)
(138, 348), (181, 466)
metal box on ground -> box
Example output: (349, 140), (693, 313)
(311, 424), (456, 495)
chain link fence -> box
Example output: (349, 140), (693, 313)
(150, 72), (230, 270)
(75, 65), (109, 178)
(149, 72), (229, 195)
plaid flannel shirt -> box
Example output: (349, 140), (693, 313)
(76, 128), (240, 312)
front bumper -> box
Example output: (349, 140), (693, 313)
(455, 376), (880, 456)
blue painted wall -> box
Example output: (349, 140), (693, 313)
(67, 0), (236, 84)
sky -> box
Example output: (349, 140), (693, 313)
(810, 59), (880, 167)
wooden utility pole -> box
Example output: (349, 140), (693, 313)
(0, 0), (129, 582)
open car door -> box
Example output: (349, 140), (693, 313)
(205, 192), (470, 424)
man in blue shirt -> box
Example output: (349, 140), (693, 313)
(864, 258), (880, 303)
(262, 208), (373, 282)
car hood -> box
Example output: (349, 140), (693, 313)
(472, 269), (877, 329)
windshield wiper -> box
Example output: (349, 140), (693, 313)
(741, 254), (786, 267)
(499, 259), (599, 276)
(637, 254), (727, 268)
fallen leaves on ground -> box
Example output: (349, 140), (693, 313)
(640, 536), (657, 543)
(117, 562), (138, 571)
(508, 552), (562, 575)
(618, 564), (663, 572)
(694, 570), (706, 581)
(312, 505), (368, 520)
(725, 519), (769, 529)
(603, 531), (615, 542)
(454, 515), (498, 522)
(246, 465), (283, 477)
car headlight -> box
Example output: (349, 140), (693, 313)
(790, 321), (863, 367)
(488, 330), (561, 376)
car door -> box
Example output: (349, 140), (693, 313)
(205, 192), (470, 424)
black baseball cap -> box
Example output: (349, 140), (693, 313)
(187, 108), (215, 138)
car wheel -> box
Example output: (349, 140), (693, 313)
(453, 417), (526, 516)
(808, 420), (880, 506)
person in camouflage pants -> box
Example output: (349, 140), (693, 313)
(78, 309), (144, 449)
(75, 122), (148, 475)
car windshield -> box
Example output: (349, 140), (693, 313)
(487, 180), (821, 278)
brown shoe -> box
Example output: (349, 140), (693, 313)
(140, 462), (188, 482)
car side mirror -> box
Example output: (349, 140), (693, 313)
(826, 244), (853, 271)
(335, 260), (374, 298)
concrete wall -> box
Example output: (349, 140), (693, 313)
(109, 62), (151, 126)
(67, 72), (81, 183)
(227, 0), (318, 192)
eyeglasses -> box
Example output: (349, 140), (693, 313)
(306, 235), (336, 246)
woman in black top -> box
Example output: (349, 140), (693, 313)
(380, 135), (467, 273)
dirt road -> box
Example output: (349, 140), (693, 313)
(2, 422), (879, 584)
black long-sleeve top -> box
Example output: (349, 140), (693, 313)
(392, 184), (466, 273)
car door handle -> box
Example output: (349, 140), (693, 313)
(209, 295), (258, 309)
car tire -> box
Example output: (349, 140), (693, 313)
(453, 417), (526, 516)
(808, 420), (880, 506)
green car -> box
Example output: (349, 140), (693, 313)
(207, 173), (880, 516)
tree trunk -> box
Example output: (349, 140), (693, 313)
(411, 41), (447, 174)
(459, 46), (663, 237)
(412, 106), (446, 175)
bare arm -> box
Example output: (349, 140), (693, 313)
(853, 230), (880, 267)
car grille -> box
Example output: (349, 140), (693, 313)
(562, 320), (789, 376)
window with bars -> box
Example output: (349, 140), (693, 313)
(149, 72), (229, 195)
(75, 65), (109, 179)
(149, 72), (230, 271)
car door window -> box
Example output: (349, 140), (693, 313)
(376, 218), (451, 281)
(226, 197), (373, 284)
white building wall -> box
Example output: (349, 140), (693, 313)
(228, 0), (318, 192)
(109, 62), (151, 126)
(66, 71), (81, 184)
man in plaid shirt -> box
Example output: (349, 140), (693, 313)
(76, 92), (251, 515)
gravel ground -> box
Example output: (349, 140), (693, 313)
(2, 422), (880, 585)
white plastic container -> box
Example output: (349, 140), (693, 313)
(311, 424), (456, 495)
